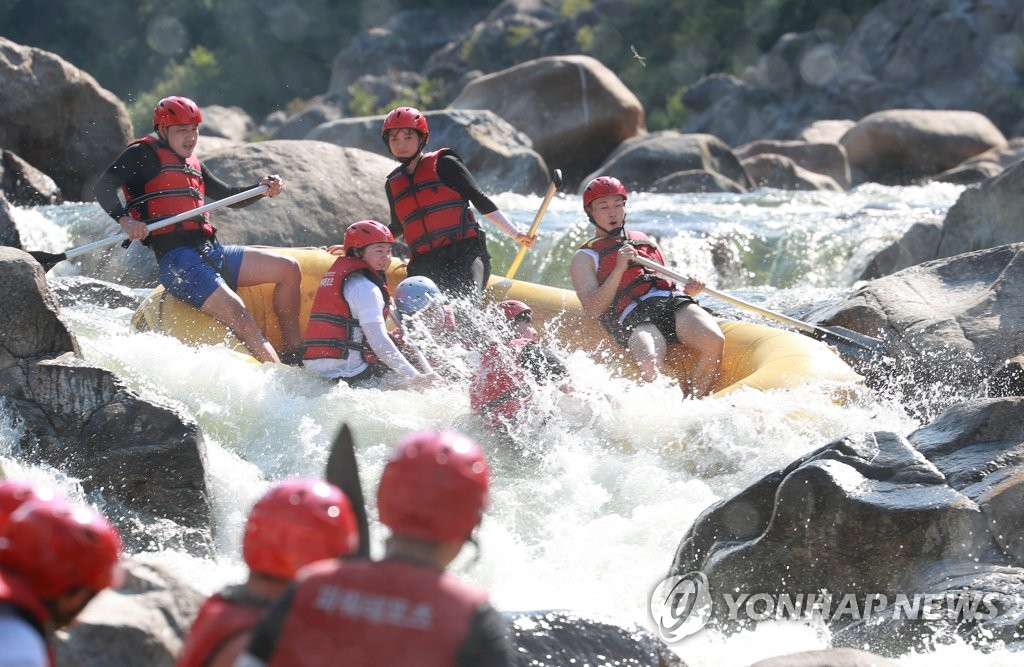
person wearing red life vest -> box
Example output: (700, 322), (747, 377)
(381, 106), (535, 301)
(570, 176), (725, 396)
(302, 220), (441, 388)
(94, 96), (303, 364)
(176, 479), (359, 667)
(0, 494), (122, 667)
(470, 300), (570, 433)
(393, 275), (472, 381)
(237, 429), (515, 667)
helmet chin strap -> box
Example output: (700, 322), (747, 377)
(588, 212), (627, 238)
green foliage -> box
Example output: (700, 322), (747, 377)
(347, 85), (380, 119)
(0, 0), (884, 132)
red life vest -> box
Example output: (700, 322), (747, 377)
(266, 558), (488, 667)
(385, 149), (479, 256)
(302, 257), (391, 363)
(0, 570), (54, 667)
(470, 339), (532, 429)
(123, 135), (213, 238)
(580, 230), (675, 328)
(175, 586), (269, 667)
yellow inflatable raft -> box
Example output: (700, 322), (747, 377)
(130, 247), (862, 396)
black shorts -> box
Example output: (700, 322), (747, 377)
(407, 232), (491, 301)
(611, 294), (698, 348)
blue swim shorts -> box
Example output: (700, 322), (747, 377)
(158, 242), (244, 308)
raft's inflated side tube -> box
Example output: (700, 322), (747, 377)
(130, 247), (862, 395)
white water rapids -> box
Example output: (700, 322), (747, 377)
(5, 182), (1016, 664)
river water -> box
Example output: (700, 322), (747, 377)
(5, 181), (1013, 665)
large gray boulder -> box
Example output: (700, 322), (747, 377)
(450, 55), (645, 188)
(670, 396), (1024, 655)
(840, 109), (1006, 185)
(582, 131), (750, 193)
(814, 243), (1024, 406)
(308, 108), (550, 194)
(0, 37), (132, 201)
(204, 140), (394, 248)
(0, 247), (211, 550)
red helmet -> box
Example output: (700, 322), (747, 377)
(243, 479), (359, 580)
(0, 481), (57, 535)
(382, 106), (429, 146)
(0, 499), (121, 599)
(496, 300), (532, 322)
(377, 430), (489, 543)
(582, 176), (628, 209)
(153, 96), (203, 129)
(344, 220), (394, 252)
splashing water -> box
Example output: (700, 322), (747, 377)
(9, 183), (1014, 665)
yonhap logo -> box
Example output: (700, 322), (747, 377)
(649, 571), (713, 642)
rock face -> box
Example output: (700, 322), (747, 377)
(308, 108), (550, 194)
(203, 140), (394, 248)
(450, 55), (646, 188)
(55, 558), (206, 667)
(840, 109), (1006, 186)
(682, 0), (1024, 146)
(813, 243), (1024, 408)
(0, 247), (211, 550)
(580, 131), (750, 193)
(0, 37), (132, 201)
(1, 149), (62, 205)
(670, 397), (1024, 655)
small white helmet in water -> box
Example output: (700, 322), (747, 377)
(395, 276), (443, 315)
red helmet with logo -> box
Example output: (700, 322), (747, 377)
(344, 220), (394, 252)
(377, 429), (489, 543)
(381, 106), (429, 146)
(582, 176), (628, 209)
(0, 481), (57, 535)
(496, 300), (531, 322)
(243, 479), (359, 580)
(153, 96), (203, 130)
(0, 499), (121, 599)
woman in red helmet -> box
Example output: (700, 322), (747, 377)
(238, 429), (514, 667)
(176, 479), (358, 667)
(570, 176), (724, 397)
(0, 494), (121, 667)
(301, 220), (441, 388)
(381, 106), (536, 301)
(93, 96), (303, 364)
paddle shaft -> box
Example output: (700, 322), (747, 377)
(63, 185), (269, 262)
(632, 256), (878, 350)
(504, 169), (562, 280)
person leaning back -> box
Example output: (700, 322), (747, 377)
(94, 96), (302, 364)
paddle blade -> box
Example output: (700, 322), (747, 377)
(27, 250), (67, 273)
(810, 325), (887, 370)
(325, 423), (371, 559)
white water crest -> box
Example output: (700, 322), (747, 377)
(9, 183), (1019, 665)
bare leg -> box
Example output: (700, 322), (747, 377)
(200, 285), (280, 362)
(674, 306), (725, 397)
(236, 248), (303, 355)
(627, 323), (667, 382)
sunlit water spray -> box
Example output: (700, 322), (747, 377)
(7, 183), (1010, 664)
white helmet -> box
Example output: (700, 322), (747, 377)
(395, 276), (443, 315)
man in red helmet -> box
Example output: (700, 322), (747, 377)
(380, 106), (536, 302)
(470, 300), (573, 435)
(176, 479), (359, 667)
(94, 95), (303, 364)
(301, 220), (441, 388)
(0, 496), (121, 667)
(570, 176), (725, 397)
(237, 429), (514, 667)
